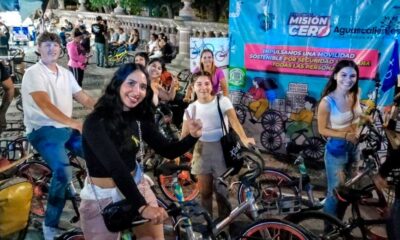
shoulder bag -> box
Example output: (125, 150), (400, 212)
(216, 95), (243, 175)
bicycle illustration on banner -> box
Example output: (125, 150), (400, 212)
(189, 37), (230, 72)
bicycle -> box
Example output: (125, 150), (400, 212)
(233, 90), (284, 132)
(236, 150), (324, 220)
(162, 146), (315, 239)
(190, 39), (215, 59)
(107, 46), (134, 67)
(285, 124), (389, 239)
(215, 45), (229, 62)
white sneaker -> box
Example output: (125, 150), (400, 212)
(42, 222), (63, 240)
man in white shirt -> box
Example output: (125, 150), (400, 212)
(21, 31), (96, 240)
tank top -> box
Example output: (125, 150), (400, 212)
(323, 95), (362, 129)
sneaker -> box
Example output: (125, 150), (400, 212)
(42, 222), (63, 240)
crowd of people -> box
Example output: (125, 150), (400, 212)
(0, 14), (399, 240)
(10, 18), (251, 239)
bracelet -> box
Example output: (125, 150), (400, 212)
(139, 205), (149, 215)
(344, 132), (348, 140)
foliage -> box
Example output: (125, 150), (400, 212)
(87, 0), (115, 9)
(120, 0), (146, 15)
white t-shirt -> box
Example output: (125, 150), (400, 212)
(148, 39), (158, 53)
(118, 32), (127, 44)
(184, 96), (233, 142)
(21, 61), (82, 134)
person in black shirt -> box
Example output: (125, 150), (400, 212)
(91, 16), (106, 67)
(0, 61), (14, 131)
(159, 36), (174, 63)
(79, 63), (202, 239)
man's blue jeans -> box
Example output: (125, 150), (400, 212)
(95, 42), (105, 67)
(27, 126), (84, 227)
(323, 138), (358, 219)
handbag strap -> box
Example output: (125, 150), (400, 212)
(86, 120), (144, 213)
(216, 94), (229, 135)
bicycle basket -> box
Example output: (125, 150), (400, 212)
(0, 177), (33, 237)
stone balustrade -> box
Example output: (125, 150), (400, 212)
(52, 9), (228, 69)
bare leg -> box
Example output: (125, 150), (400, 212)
(197, 174), (214, 217)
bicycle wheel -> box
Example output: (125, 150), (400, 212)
(237, 167), (299, 219)
(285, 210), (353, 239)
(17, 161), (52, 217)
(156, 198), (180, 240)
(239, 218), (313, 240)
(158, 171), (199, 202)
(260, 130), (282, 151)
(261, 110), (284, 133)
(303, 137), (325, 161)
(234, 104), (247, 124)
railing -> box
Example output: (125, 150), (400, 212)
(52, 10), (228, 63)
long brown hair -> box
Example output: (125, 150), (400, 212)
(321, 59), (360, 118)
(199, 49), (216, 77)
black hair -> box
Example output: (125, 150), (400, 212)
(304, 95), (317, 108)
(134, 52), (149, 66)
(90, 63), (154, 153)
(148, 57), (163, 67)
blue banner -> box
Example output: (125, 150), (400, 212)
(228, 0), (400, 163)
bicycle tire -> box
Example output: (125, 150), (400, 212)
(234, 104), (247, 124)
(158, 170), (199, 202)
(17, 160), (52, 217)
(303, 137), (326, 161)
(239, 218), (313, 240)
(260, 130), (282, 151)
(261, 110), (284, 133)
(285, 210), (353, 239)
(237, 167), (299, 219)
(156, 198), (180, 240)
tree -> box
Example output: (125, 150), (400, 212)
(87, 0), (115, 13)
(120, 0), (145, 15)
(193, 0), (228, 22)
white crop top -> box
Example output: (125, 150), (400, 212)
(323, 95), (362, 129)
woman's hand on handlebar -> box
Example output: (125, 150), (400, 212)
(140, 205), (168, 225)
(242, 137), (256, 148)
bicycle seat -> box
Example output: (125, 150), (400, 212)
(155, 162), (191, 176)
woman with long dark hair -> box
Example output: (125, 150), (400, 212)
(185, 49), (229, 102)
(318, 59), (363, 219)
(79, 63), (202, 239)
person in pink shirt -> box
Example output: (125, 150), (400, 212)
(67, 28), (90, 86)
(184, 49), (229, 102)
